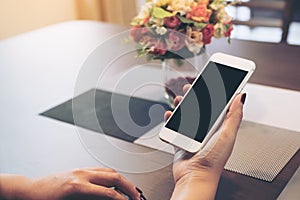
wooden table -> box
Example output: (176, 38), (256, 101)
(0, 21), (299, 199)
(207, 38), (300, 91)
(208, 38), (300, 199)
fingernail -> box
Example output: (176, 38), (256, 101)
(140, 193), (147, 200)
(241, 93), (247, 104)
(136, 187), (143, 194)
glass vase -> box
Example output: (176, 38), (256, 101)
(162, 50), (209, 108)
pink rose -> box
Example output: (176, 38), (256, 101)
(202, 24), (214, 44)
(130, 26), (149, 42)
(164, 16), (181, 29)
(168, 31), (186, 51)
(148, 39), (167, 56)
(224, 22), (233, 37)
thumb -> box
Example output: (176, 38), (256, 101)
(222, 93), (246, 138)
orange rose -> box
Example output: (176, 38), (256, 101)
(186, 2), (212, 23)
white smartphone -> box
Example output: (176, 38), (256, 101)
(159, 52), (256, 153)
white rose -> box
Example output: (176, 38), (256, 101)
(135, 2), (153, 24)
(167, 0), (194, 14)
(155, 27), (168, 35)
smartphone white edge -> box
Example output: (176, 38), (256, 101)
(159, 52), (256, 153)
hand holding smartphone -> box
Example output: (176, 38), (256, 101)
(159, 53), (256, 153)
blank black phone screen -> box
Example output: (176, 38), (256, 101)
(165, 61), (248, 142)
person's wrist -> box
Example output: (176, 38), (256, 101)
(174, 161), (224, 185)
(2, 175), (35, 200)
(172, 171), (221, 200)
(175, 170), (221, 187)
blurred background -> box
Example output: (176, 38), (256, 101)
(0, 0), (299, 44)
(0, 0), (137, 39)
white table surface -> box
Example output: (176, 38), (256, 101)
(0, 20), (299, 199)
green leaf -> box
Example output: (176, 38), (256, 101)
(227, 37), (231, 44)
(152, 7), (174, 19)
(177, 15), (194, 24)
(145, 24), (156, 35)
(174, 59), (184, 66)
(194, 22), (207, 29)
(178, 15), (207, 29)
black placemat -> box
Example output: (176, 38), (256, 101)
(41, 89), (170, 142)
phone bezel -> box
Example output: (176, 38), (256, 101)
(159, 52), (256, 153)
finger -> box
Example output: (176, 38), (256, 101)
(85, 167), (117, 173)
(183, 84), (191, 94)
(89, 171), (140, 200)
(164, 111), (173, 122)
(222, 93), (245, 136)
(79, 184), (128, 200)
(213, 93), (244, 152)
(206, 93), (245, 148)
(174, 96), (183, 107)
(198, 94), (246, 168)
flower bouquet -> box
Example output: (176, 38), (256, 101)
(130, 0), (239, 105)
(130, 0), (238, 61)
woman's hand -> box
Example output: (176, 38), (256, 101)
(165, 84), (246, 200)
(0, 167), (141, 200)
